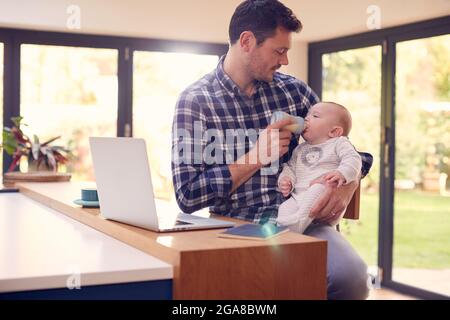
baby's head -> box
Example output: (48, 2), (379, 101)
(302, 102), (352, 145)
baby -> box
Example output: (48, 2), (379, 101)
(276, 101), (362, 233)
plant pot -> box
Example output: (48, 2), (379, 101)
(27, 158), (55, 172)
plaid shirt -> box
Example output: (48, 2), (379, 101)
(172, 56), (373, 224)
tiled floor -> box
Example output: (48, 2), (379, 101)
(368, 287), (416, 300)
(366, 266), (450, 298)
(392, 268), (450, 297)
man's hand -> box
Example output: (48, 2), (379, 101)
(323, 170), (346, 188)
(308, 180), (358, 224)
(249, 118), (293, 166)
(279, 176), (293, 197)
(309, 171), (346, 188)
(230, 118), (293, 194)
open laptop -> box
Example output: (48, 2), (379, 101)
(89, 137), (234, 232)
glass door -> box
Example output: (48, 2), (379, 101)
(393, 34), (450, 297)
(132, 51), (218, 201)
(322, 45), (382, 277)
(20, 44), (118, 180)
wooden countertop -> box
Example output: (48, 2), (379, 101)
(16, 181), (327, 299)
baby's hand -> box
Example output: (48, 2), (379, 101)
(323, 171), (346, 188)
(279, 176), (293, 197)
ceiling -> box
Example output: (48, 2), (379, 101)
(287, 0), (450, 42)
(0, 0), (449, 43)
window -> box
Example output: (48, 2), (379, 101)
(1, 27), (227, 181)
(322, 46), (382, 270)
(133, 51), (219, 200)
(393, 34), (450, 296)
(20, 44), (118, 180)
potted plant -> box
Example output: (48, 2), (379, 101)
(1, 116), (72, 172)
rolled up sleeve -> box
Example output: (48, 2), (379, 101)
(171, 92), (232, 213)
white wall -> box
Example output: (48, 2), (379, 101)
(289, 0), (450, 42)
(281, 41), (308, 81)
(0, 0), (240, 42)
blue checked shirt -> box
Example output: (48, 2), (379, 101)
(172, 56), (373, 224)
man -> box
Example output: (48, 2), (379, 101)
(172, 0), (373, 299)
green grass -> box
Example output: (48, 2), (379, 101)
(340, 190), (450, 269)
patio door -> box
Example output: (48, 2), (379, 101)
(391, 34), (450, 297)
(309, 16), (449, 299)
(321, 45), (382, 277)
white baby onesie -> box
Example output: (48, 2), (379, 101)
(277, 136), (362, 233)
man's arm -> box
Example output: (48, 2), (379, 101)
(359, 152), (374, 179)
(229, 118), (294, 193)
(172, 92), (294, 212)
(172, 93), (233, 213)
(228, 154), (262, 194)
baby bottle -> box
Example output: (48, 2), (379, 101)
(270, 111), (305, 135)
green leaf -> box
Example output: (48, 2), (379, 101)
(11, 116), (23, 128)
(2, 129), (18, 155)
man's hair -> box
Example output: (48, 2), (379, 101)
(324, 101), (353, 136)
(229, 0), (302, 45)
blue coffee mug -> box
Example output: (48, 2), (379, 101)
(81, 188), (98, 202)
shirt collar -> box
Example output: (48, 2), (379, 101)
(215, 55), (266, 97)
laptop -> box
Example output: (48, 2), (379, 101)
(89, 137), (235, 232)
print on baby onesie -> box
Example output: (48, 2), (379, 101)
(300, 146), (323, 167)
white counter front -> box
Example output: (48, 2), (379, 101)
(0, 193), (173, 293)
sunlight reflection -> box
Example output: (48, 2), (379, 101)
(156, 236), (174, 247)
